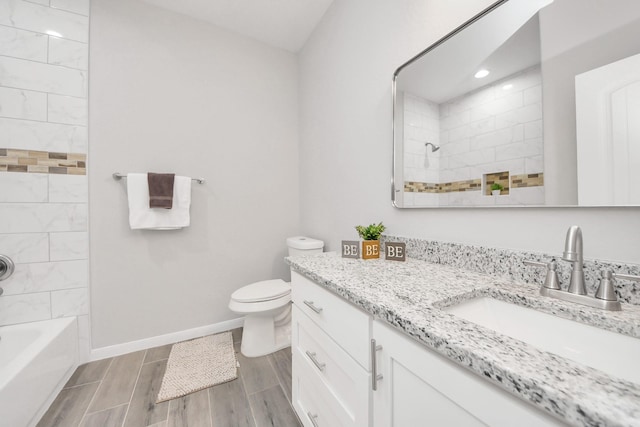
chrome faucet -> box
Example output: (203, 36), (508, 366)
(523, 225), (640, 311)
(562, 226), (586, 295)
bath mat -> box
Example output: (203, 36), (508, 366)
(156, 331), (238, 403)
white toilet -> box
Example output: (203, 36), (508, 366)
(229, 236), (324, 357)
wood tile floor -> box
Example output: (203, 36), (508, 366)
(37, 328), (302, 427)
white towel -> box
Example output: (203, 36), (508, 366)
(127, 173), (191, 230)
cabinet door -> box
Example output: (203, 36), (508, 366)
(372, 321), (566, 427)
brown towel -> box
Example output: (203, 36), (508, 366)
(148, 173), (175, 209)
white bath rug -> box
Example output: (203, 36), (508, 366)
(156, 331), (238, 403)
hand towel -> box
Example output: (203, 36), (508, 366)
(148, 172), (175, 209)
(127, 173), (191, 230)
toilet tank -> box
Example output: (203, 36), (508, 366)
(286, 236), (324, 257)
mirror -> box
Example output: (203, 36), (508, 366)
(392, 0), (640, 207)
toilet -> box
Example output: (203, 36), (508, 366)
(229, 236), (324, 357)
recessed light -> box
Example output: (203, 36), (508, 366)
(474, 69), (490, 79)
(46, 30), (62, 37)
(503, 84), (513, 90)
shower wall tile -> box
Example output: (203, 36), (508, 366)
(0, 117), (88, 153)
(51, 288), (88, 317)
(0, 203), (87, 233)
(0, 25), (48, 62)
(50, 0), (90, 16)
(525, 155), (544, 174)
(524, 120), (543, 139)
(494, 138), (543, 162)
(48, 94), (88, 125)
(48, 36), (88, 70)
(0, 87), (47, 121)
(0, 292), (51, 326)
(468, 125), (523, 151)
(494, 102), (542, 129)
(50, 231), (88, 261)
(0, 0), (89, 42)
(0, 232), (49, 263)
(3, 260), (88, 295)
(0, 172), (48, 202)
(0, 56), (88, 98)
(524, 85), (542, 105)
(49, 174), (88, 202)
(0, 0), (90, 357)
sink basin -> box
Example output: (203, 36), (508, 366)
(443, 297), (640, 385)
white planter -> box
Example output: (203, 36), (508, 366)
(492, 190), (501, 196)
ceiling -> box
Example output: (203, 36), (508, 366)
(140, 0), (335, 53)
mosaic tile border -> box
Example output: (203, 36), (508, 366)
(405, 179), (481, 194)
(381, 235), (640, 306)
(0, 148), (86, 175)
(511, 173), (543, 188)
(404, 172), (544, 194)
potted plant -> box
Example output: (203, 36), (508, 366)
(355, 222), (386, 259)
(490, 183), (503, 196)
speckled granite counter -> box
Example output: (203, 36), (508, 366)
(286, 252), (640, 427)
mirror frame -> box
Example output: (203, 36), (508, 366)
(391, 0), (515, 208)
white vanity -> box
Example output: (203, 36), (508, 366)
(287, 252), (640, 427)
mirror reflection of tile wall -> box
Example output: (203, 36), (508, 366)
(403, 66), (544, 207)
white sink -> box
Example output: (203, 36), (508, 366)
(443, 297), (640, 385)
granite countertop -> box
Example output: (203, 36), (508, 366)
(286, 252), (640, 427)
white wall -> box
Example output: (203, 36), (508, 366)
(299, 0), (640, 265)
(0, 0), (90, 359)
(90, 0), (299, 348)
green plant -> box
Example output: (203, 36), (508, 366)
(490, 183), (504, 191)
(355, 222), (386, 241)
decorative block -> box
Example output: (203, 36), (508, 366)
(362, 240), (380, 260)
(385, 242), (406, 262)
(341, 240), (360, 259)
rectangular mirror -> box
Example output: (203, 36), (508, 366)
(392, 0), (640, 207)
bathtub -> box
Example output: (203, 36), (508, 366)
(0, 317), (78, 427)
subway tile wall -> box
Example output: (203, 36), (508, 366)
(0, 0), (90, 357)
(403, 66), (545, 207)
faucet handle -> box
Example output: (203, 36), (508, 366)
(524, 260), (561, 290)
(597, 270), (640, 301)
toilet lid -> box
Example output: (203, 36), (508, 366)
(231, 279), (291, 303)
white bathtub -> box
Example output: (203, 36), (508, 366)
(0, 317), (79, 427)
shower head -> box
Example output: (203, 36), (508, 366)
(425, 142), (440, 152)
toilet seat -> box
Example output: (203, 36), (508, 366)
(229, 279), (291, 314)
(231, 279), (290, 303)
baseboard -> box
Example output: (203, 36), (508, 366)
(89, 317), (244, 361)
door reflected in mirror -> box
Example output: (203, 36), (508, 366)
(392, 0), (640, 208)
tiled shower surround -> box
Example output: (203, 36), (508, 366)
(381, 235), (640, 306)
(0, 0), (90, 358)
(403, 66), (544, 207)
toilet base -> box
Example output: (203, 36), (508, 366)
(240, 305), (291, 358)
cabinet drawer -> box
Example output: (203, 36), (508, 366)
(291, 271), (371, 368)
(292, 348), (357, 427)
(292, 306), (370, 425)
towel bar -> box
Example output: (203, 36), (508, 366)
(112, 172), (205, 184)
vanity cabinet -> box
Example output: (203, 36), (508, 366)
(291, 271), (566, 427)
(371, 320), (566, 427)
(291, 271), (371, 427)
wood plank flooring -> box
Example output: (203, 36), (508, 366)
(37, 329), (301, 427)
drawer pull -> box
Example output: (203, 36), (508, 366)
(307, 412), (320, 427)
(371, 339), (383, 391)
(303, 300), (323, 314)
(305, 350), (326, 372)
